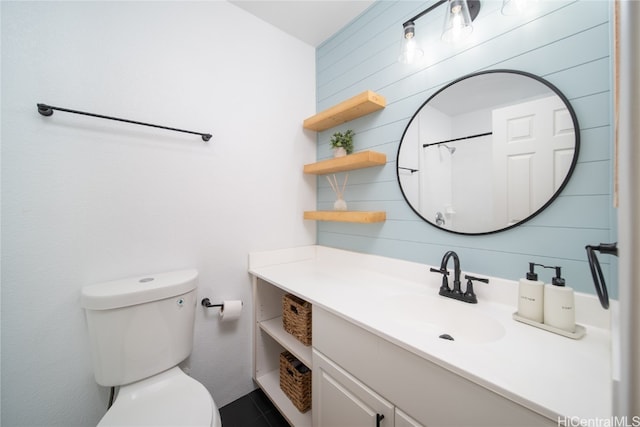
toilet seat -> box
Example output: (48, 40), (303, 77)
(97, 367), (221, 427)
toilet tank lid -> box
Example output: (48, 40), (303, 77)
(81, 269), (198, 310)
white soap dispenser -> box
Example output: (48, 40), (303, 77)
(543, 267), (576, 332)
(518, 262), (544, 323)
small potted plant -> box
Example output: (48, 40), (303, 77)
(330, 130), (355, 158)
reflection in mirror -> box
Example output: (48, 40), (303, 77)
(397, 70), (580, 235)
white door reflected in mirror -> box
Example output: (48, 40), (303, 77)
(397, 70), (579, 235)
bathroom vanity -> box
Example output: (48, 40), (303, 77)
(249, 246), (612, 427)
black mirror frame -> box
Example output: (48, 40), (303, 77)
(396, 69), (581, 236)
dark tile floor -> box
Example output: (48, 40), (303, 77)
(219, 388), (291, 427)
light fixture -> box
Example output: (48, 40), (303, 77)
(442, 0), (474, 43)
(399, 22), (424, 64)
(398, 0), (481, 64)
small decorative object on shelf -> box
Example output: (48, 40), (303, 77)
(330, 129), (354, 157)
(333, 198), (347, 211)
(326, 174), (349, 211)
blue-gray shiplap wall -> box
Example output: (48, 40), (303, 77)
(314, 0), (616, 297)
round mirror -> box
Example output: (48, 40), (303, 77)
(397, 70), (580, 235)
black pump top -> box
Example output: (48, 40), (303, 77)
(526, 262), (539, 280)
(552, 266), (566, 286)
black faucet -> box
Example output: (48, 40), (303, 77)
(431, 250), (462, 296)
(430, 251), (488, 304)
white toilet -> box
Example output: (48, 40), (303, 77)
(81, 269), (222, 427)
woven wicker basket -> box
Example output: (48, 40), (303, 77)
(279, 351), (311, 413)
(282, 294), (312, 346)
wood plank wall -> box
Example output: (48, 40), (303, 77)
(313, 0), (615, 296)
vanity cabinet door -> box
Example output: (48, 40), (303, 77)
(313, 349), (394, 427)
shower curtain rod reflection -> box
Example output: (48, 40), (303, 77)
(423, 131), (492, 148)
(37, 103), (212, 142)
(398, 166), (419, 173)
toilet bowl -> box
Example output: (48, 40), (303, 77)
(98, 367), (221, 427)
(81, 269), (222, 427)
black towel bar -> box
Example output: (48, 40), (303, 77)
(37, 103), (212, 142)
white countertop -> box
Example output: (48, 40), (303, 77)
(249, 245), (612, 422)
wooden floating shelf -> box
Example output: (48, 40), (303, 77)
(303, 150), (387, 175)
(303, 90), (386, 132)
(304, 211), (386, 223)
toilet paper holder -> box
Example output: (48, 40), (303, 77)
(201, 298), (223, 308)
(201, 298), (243, 309)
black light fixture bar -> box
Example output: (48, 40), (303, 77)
(37, 103), (212, 142)
(403, 0), (481, 28)
(423, 131), (492, 147)
(403, 0), (447, 27)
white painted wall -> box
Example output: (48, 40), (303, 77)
(0, 1), (316, 426)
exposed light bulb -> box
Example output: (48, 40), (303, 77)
(398, 22), (424, 64)
(442, 0), (473, 43)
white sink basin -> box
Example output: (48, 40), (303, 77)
(381, 294), (506, 344)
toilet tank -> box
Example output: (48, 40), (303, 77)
(81, 269), (198, 387)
